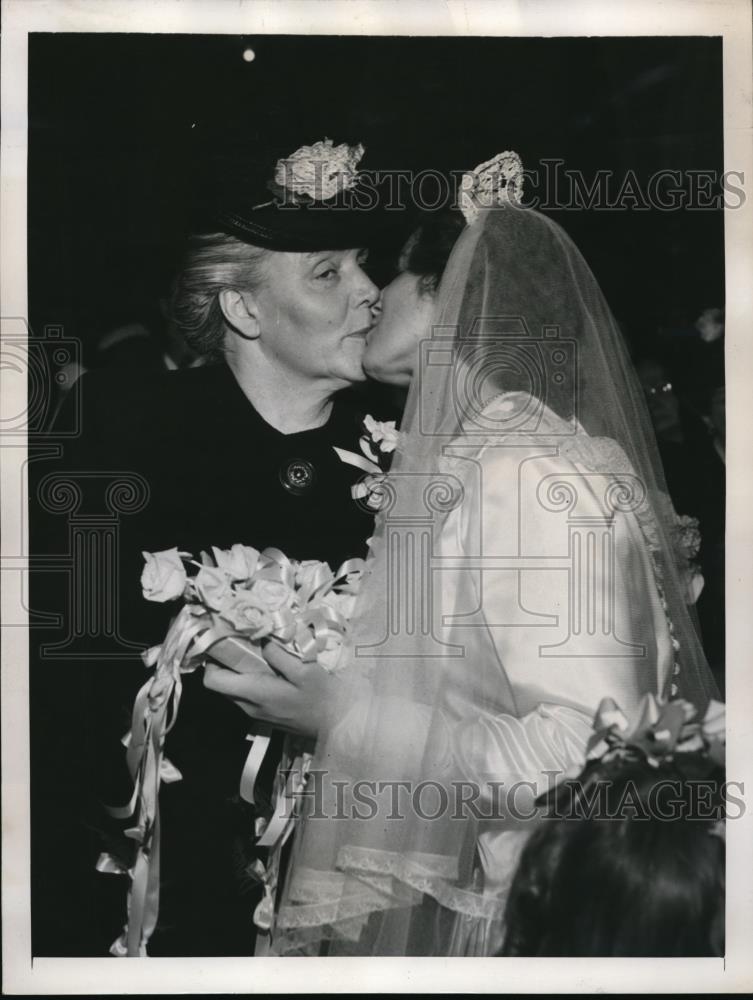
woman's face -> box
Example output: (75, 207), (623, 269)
(363, 271), (436, 386)
(251, 247), (380, 388)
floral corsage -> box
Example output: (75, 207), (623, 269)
(334, 414), (399, 510)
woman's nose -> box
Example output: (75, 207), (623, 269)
(354, 266), (380, 308)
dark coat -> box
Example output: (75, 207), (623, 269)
(30, 363), (383, 956)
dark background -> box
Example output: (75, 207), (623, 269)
(28, 33), (724, 359)
(26, 33), (727, 957)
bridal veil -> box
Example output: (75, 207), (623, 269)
(271, 200), (720, 956)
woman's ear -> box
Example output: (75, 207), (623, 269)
(218, 288), (261, 340)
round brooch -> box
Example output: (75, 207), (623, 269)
(279, 458), (316, 495)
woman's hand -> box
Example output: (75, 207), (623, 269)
(202, 641), (336, 739)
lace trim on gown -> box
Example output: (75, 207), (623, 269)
(276, 849), (506, 938)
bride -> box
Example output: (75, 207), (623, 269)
(218, 152), (720, 956)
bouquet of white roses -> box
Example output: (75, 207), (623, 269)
(140, 543), (364, 671)
(103, 544), (365, 957)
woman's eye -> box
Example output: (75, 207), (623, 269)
(315, 267), (338, 281)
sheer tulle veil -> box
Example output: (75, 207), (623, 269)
(271, 199), (720, 955)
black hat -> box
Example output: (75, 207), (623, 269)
(201, 138), (397, 252)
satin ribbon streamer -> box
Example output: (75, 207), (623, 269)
(100, 549), (363, 956)
(253, 744), (313, 953)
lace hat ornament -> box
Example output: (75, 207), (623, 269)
(207, 137), (395, 251)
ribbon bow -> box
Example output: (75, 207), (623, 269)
(333, 415), (398, 511)
(100, 546), (366, 956)
(587, 693), (725, 769)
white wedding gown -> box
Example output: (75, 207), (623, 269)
(274, 392), (677, 956)
(430, 393), (674, 954)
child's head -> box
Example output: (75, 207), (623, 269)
(500, 698), (726, 957)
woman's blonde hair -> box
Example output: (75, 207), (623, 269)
(171, 232), (269, 360)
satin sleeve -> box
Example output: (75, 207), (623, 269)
(451, 702), (595, 902)
(439, 440), (673, 907)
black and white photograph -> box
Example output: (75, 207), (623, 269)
(2, 0), (752, 993)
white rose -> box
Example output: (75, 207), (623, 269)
(296, 559), (333, 593)
(219, 591), (274, 639)
(247, 578), (295, 613)
(212, 544), (260, 581)
(195, 566), (233, 611)
(141, 548), (187, 603)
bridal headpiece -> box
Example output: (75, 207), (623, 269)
(459, 149), (525, 225)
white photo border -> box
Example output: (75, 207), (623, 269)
(2, 0), (752, 993)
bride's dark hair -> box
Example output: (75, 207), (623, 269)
(500, 756), (725, 957)
(400, 207), (466, 294)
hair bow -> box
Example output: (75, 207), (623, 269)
(587, 693), (725, 770)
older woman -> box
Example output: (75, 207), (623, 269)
(30, 139), (395, 957)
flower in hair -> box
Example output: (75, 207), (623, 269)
(272, 138), (364, 203)
(459, 150), (525, 225)
(675, 514), (702, 559)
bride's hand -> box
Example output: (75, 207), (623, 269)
(202, 642), (335, 738)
